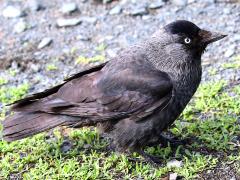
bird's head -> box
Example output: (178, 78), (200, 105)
(149, 20), (227, 82)
(153, 20), (227, 61)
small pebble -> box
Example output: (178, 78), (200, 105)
(14, 20), (27, 33)
(172, 0), (188, 6)
(148, 1), (164, 9)
(106, 49), (117, 58)
(38, 37), (52, 49)
(142, 15), (151, 20)
(109, 5), (122, 15)
(233, 34), (240, 41)
(169, 173), (178, 180)
(60, 3), (78, 14)
(77, 34), (91, 41)
(130, 7), (148, 16)
(60, 140), (72, 153)
(224, 48), (235, 58)
(19, 152), (27, 159)
(188, 0), (196, 3)
(2, 6), (23, 18)
(167, 159), (183, 168)
(223, 8), (231, 15)
(80, 16), (97, 24)
(30, 64), (40, 72)
(103, 0), (113, 3)
(28, 0), (42, 11)
(57, 18), (81, 27)
(83, 144), (91, 149)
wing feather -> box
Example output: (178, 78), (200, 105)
(10, 57), (173, 123)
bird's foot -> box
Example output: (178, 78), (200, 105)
(136, 149), (161, 166)
(159, 134), (189, 148)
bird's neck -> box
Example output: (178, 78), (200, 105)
(143, 39), (202, 94)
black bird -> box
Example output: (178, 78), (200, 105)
(2, 20), (226, 163)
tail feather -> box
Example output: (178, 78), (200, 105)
(2, 112), (69, 142)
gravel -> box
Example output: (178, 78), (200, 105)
(0, 0), (239, 92)
(14, 20), (27, 33)
(28, 0), (43, 12)
(167, 159), (183, 168)
(37, 37), (53, 49)
(109, 5), (122, 15)
(80, 16), (97, 24)
(169, 173), (178, 180)
(60, 2), (78, 14)
(2, 6), (23, 18)
(148, 1), (165, 9)
(129, 6), (148, 16)
(56, 18), (82, 27)
(171, 0), (188, 6)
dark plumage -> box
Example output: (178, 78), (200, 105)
(2, 20), (226, 163)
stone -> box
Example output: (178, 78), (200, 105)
(103, 0), (113, 3)
(61, 3), (78, 14)
(167, 159), (183, 168)
(83, 144), (91, 149)
(188, 0), (196, 3)
(80, 16), (97, 24)
(149, 1), (164, 9)
(206, 0), (216, 3)
(142, 15), (151, 20)
(77, 34), (91, 41)
(223, 8), (231, 15)
(130, 6), (148, 16)
(38, 37), (52, 49)
(2, 6), (23, 18)
(30, 64), (40, 73)
(224, 48), (235, 58)
(60, 140), (72, 153)
(172, 0), (188, 6)
(106, 49), (117, 58)
(233, 34), (240, 41)
(109, 5), (122, 15)
(14, 20), (27, 33)
(28, 0), (42, 11)
(57, 18), (81, 27)
(169, 173), (178, 180)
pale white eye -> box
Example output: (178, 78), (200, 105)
(184, 37), (191, 44)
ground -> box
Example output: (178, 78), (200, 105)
(0, 0), (240, 179)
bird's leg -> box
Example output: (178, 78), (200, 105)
(135, 149), (161, 165)
(159, 134), (189, 148)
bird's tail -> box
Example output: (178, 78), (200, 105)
(1, 112), (70, 142)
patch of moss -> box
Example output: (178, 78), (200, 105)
(46, 64), (58, 71)
(0, 83), (29, 104)
(75, 55), (105, 64)
(0, 80), (239, 179)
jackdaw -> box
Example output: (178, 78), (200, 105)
(2, 20), (226, 163)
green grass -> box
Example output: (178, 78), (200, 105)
(75, 55), (105, 64)
(0, 83), (29, 121)
(0, 80), (239, 179)
(221, 55), (240, 69)
(0, 78), (8, 86)
(208, 68), (217, 76)
(75, 43), (106, 65)
(46, 64), (58, 71)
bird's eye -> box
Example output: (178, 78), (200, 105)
(184, 37), (191, 44)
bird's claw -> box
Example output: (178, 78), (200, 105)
(159, 135), (190, 148)
(136, 149), (161, 166)
(144, 154), (162, 166)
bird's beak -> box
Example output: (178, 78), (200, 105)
(199, 29), (227, 45)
